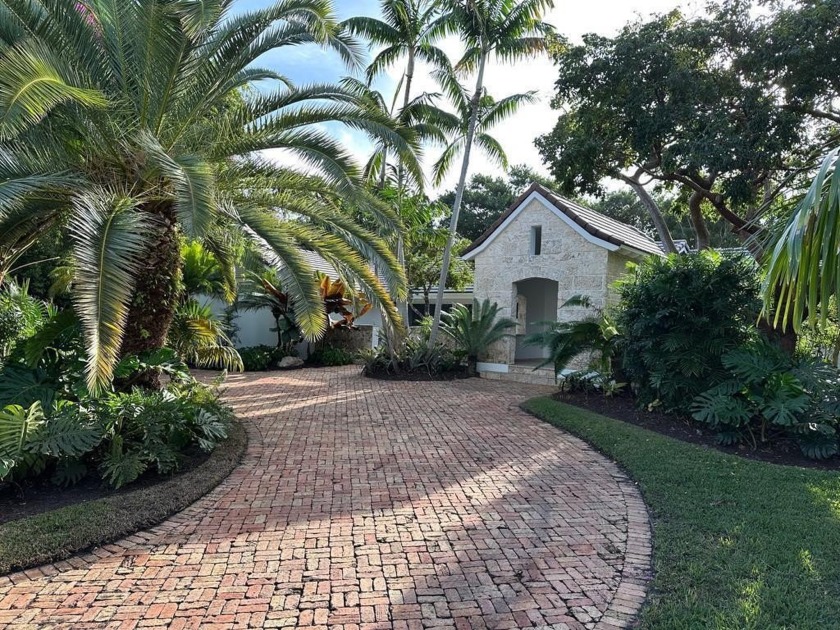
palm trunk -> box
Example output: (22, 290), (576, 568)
(119, 201), (182, 387)
(395, 51), (415, 326)
(429, 51), (488, 346)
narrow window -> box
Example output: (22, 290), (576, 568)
(530, 225), (542, 256)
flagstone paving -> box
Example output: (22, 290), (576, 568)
(0, 367), (651, 629)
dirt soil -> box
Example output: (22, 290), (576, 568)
(0, 449), (210, 525)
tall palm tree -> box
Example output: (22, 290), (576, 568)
(343, 0), (449, 123)
(429, 68), (536, 186)
(0, 0), (418, 392)
(428, 0), (554, 344)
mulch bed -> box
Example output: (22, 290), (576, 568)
(0, 449), (210, 525)
(362, 368), (473, 382)
(554, 390), (840, 470)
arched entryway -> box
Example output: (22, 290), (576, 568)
(513, 277), (559, 364)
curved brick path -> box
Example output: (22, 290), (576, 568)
(0, 367), (650, 629)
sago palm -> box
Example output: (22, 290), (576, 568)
(0, 0), (418, 391)
(440, 299), (515, 375)
(428, 0), (554, 344)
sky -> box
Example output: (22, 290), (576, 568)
(236, 0), (690, 194)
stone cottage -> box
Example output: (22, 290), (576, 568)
(461, 182), (663, 383)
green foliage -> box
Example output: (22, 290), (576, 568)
(308, 346), (356, 367)
(440, 300), (515, 373)
(0, 280), (48, 364)
(764, 149), (840, 334)
(0, 0), (413, 391)
(238, 345), (294, 372)
(361, 334), (465, 378)
(616, 252), (761, 411)
(692, 340), (840, 458)
(524, 294), (620, 380)
(168, 299), (243, 372)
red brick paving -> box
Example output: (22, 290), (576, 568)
(0, 367), (651, 629)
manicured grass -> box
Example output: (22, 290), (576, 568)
(0, 421), (247, 576)
(523, 397), (840, 630)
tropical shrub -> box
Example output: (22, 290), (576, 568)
(238, 345), (295, 372)
(308, 346), (357, 367)
(0, 281), (49, 364)
(524, 294), (621, 380)
(0, 372), (232, 489)
(440, 300), (515, 375)
(616, 252), (761, 411)
(168, 300), (243, 372)
(692, 340), (840, 459)
(361, 336), (465, 378)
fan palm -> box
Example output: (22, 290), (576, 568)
(440, 299), (515, 375)
(0, 0), (418, 392)
(428, 0), (554, 344)
(763, 148), (840, 334)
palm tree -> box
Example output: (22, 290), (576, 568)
(0, 0), (418, 392)
(238, 269), (302, 351)
(343, 0), (449, 123)
(429, 68), (536, 186)
(440, 299), (515, 375)
(428, 0), (554, 344)
(763, 148), (840, 337)
(523, 295), (619, 377)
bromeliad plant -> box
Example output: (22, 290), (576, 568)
(0, 0), (413, 393)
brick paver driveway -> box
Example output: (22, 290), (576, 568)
(0, 367), (650, 629)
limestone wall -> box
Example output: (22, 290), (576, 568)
(471, 197), (612, 365)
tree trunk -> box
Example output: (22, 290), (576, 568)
(621, 171), (678, 254)
(688, 190), (711, 250)
(119, 201), (182, 388)
(429, 51), (488, 346)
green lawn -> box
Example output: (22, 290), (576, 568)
(523, 397), (840, 630)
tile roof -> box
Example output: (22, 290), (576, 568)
(463, 182), (664, 258)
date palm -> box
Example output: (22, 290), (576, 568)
(0, 0), (418, 391)
(428, 0), (554, 344)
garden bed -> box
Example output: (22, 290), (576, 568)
(554, 390), (840, 470)
(523, 397), (840, 628)
(0, 420), (247, 576)
(363, 368), (472, 381)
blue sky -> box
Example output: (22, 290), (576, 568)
(232, 0), (687, 194)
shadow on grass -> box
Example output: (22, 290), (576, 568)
(523, 396), (840, 630)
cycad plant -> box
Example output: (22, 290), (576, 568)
(440, 299), (515, 375)
(0, 0), (415, 391)
(428, 0), (554, 343)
